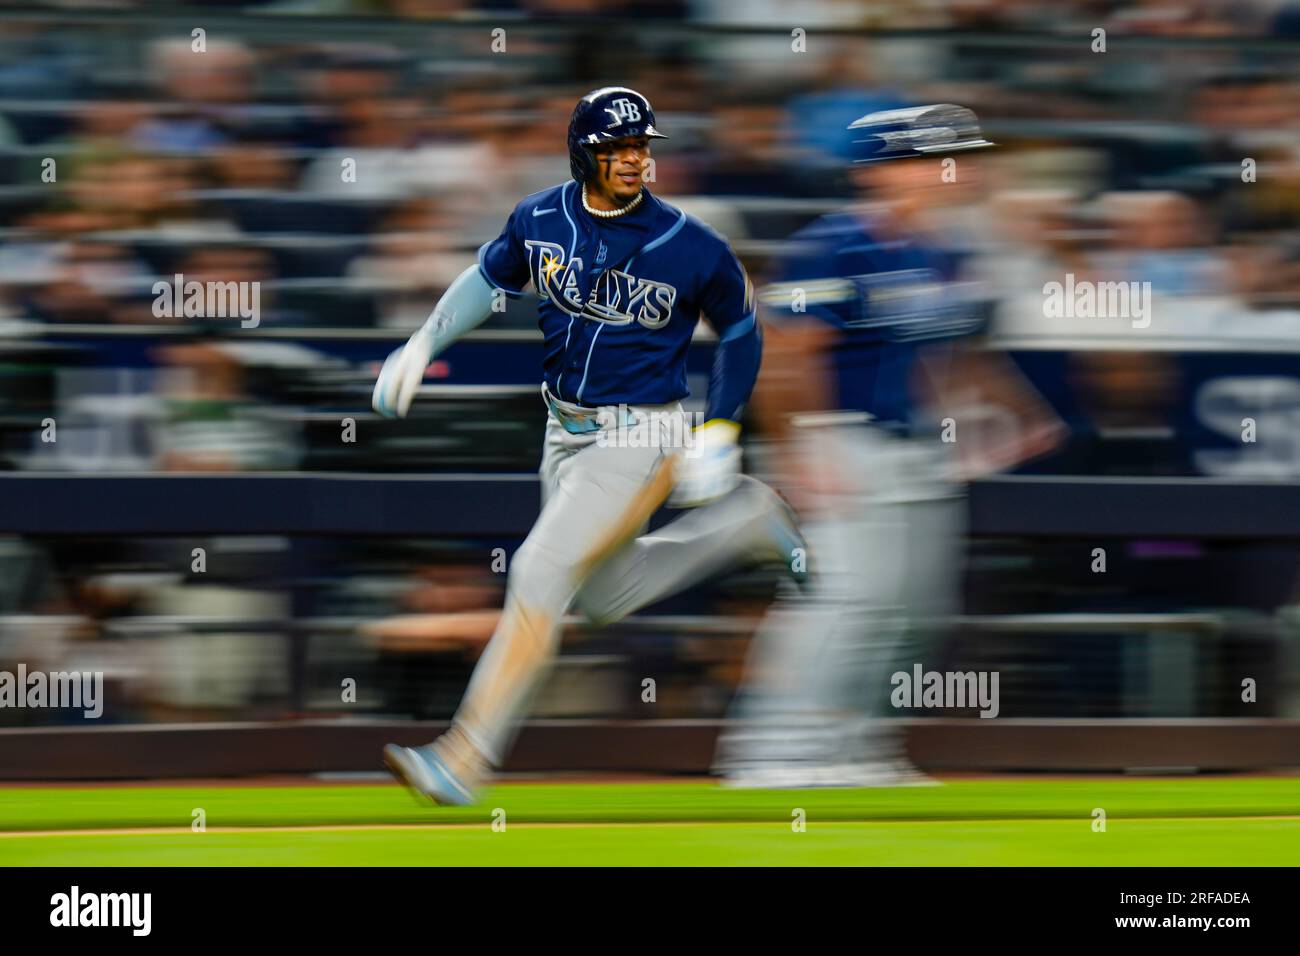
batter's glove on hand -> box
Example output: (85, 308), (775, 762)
(372, 325), (435, 419)
(669, 419), (742, 508)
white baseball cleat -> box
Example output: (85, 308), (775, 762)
(383, 743), (479, 806)
(721, 759), (938, 790)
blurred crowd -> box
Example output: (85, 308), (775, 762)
(0, 7), (1298, 729)
(0, 9), (1293, 475)
(11, 0), (1300, 34)
(1, 8), (1299, 334)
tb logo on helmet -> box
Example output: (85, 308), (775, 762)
(604, 98), (642, 126)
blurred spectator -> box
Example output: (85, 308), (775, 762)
(782, 40), (910, 169)
(166, 244), (309, 329)
(0, 2), (1298, 739)
(346, 198), (469, 329)
(1096, 191), (1231, 297)
(209, 135), (301, 191)
(130, 39), (257, 155)
(153, 339), (302, 472)
(697, 97), (807, 197)
(299, 95), (431, 200)
(25, 239), (153, 325)
(57, 152), (230, 237)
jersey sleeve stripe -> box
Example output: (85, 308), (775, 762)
(638, 209), (688, 257)
(560, 181), (579, 259)
(719, 311), (757, 342)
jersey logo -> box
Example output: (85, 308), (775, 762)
(847, 269), (982, 341)
(532, 207), (557, 217)
(604, 98), (642, 127)
(525, 239), (677, 329)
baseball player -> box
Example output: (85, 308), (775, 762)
(715, 105), (1063, 788)
(375, 87), (804, 805)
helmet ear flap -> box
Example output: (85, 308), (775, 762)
(570, 144), (596, 184)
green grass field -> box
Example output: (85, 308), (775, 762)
(2, 777), (1297, 866)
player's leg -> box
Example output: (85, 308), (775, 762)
(573, 472), (804, 627)
(572, 402), (804, 626)
(385, 417), (676, 803)
(716, 426), (963, 786)
(832, 481), (967, 775)
(717, 494), (896, 779)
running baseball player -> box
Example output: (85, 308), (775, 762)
(374, 87), (804, 805)
(715, 105), (1063, 788)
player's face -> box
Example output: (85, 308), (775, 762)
(588, 135), (651, 206)
(855, 155), (983, 207)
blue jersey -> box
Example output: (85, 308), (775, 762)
(760, 210), (983, 430)
(478, 183), (758, 417)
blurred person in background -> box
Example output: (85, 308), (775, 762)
(50, 100), (148, 177)
(52, 151), (237, 240)
(130, 38), (257, 155)
(208, 132), (301, 192)
(412, 82), (506, 201)
(1095, 191), (1232, 299)
(347, 197), (472, 330)
(298, 93), (429, 200)
(716, 104), (1063, 788)
(971, 185), (1109, 339)
(153, 336), (302, 473)
(696, 94), (807, 198)
(64, 153), (194, 233)
(365, 557), (505, 719)
(480, 93), (582, 210)
(781, 39), (910, 173)
(25, 239), (153, 326)
(164, 243), (307, 329)
(687, 0), (867, 82)
(292, 44), (403, 150)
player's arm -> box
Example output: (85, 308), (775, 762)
(372, 206), (531, 419)
(748, 287), (837, 446)
(748, 246), (854, 507)
(669, 242), (762, 507)
(701, 242), (763, 426)
(372, 266), (498, 418)
(747, 235), (849, 440)
(915, 340), (1065, 479)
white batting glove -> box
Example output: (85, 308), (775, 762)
(669, 419), (742, 508)
(372, 326), (435, 419)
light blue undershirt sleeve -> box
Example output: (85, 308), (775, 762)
(415, 264), (501, 359)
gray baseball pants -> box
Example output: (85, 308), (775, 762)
(453, 389), (792, 768)
(715, 420), (964, 772)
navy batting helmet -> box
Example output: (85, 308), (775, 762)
(848, 103), (994, 165)
(567, 87), (668, 184)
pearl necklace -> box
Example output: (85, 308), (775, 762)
(582, 183), (644, 219)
